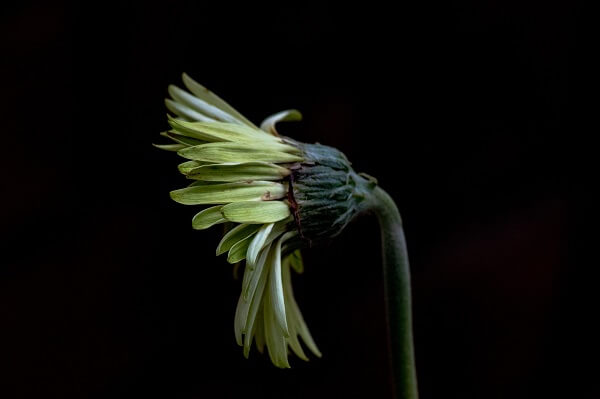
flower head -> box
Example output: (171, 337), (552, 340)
(155, 74), (375, 367)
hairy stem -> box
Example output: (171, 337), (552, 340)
(368, 186), (418, 399)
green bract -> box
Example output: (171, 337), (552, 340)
(155, 74), (374, 368)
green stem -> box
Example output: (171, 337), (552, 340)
(368, 186), (418, 399)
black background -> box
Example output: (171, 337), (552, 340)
(0, 1), (593, 398)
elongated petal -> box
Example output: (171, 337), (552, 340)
(160, 131), (206, 147)
(244, 243), (272, 308)
(222, 201), (291, 223)
(152, 143), (186, 151)
(235, 246), (269, 346)
(187, 180), (220, 187)
(169, 117), (277, 144)
(182, 73), (257, 128)
(216, 223), (261, 255)
(169, 181), (286, 205)
(232, 262), (242, 280)
(227, 234), (255, 264)
(294, 306), (322, 358)
(191, 206), (226, 230)
(169, 85), (244, 125)
(263, 290), (291, 368)
(254, 308), (266, 354)
(177, 142), (303, 163)
(262, 218), (294, 247)
(243, 226), (289, 301)
(243, 244), (272, 358)
(268, 232), (297, 337)
(288, 250), (304, 274)
(165, 98), (218, 122)
(246, 223), (275, 269)
(242, 246), (273, 305)
(243, 222), (288, 300)
(178, 160), (203, 174)
(184, 162), (291, 182)
(260, 109), (302, 135)
(283, 270), (322, 358)
(281, 259), (309, 361)
(233, 294), (246, 346)
(286, 326), (309, 361)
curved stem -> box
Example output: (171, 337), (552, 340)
(368, 186), (418, 399)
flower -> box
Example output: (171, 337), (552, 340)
(155, 74), (376, 368)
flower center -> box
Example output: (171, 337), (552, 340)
(286, 140), (377, 245)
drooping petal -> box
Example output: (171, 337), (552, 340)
(227, 234), (256, 264)
(245, 244), (272, 302)
(267, 232), (297, 338)
(233, 293), (246, 346)
(294, 307), (322, 358)
(286, 325), (309, 361)
(282, 255), (322, 358)
(242, 244), (273, 358)
(191, 206), (226, 230)
(232, 262), (242, 280)
(216, 223), (261, 255)
(288, 250), (304, 274)
(254, 308), (266, 354)
(177, 142), (303, 164)
(246, 223), (275, 268)
(243, 222), (288, 300)
(169, 181), (287, 205)
(234, 269), (253, 346)
(235, 243), (270, 349)
(243, 221), (293, 294)
(260, 109), (302, 136)
(221, 201), (291, 224)
(263, 286), (291, 368)
(281, 258), (309, 361)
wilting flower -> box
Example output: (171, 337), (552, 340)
(155, 74), (376, 368)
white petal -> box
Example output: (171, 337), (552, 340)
(246, 223), (274, 268)
(281, 259), (308, 361)
(282, 258), (322, 358)
(169, 84), (243, 125)
(165, 98), (218, 122)
(242, 244), (273, 358)
(181, 73), (257, 128)
(263, 288), (291, 368)
(260, 109), (302, 136)
(268, 232), (297, 338)
(242, 242), (272, 306)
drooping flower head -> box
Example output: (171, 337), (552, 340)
(155, 74), (377, 368)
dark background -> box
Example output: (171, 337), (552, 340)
(0, 1), (593, 398)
